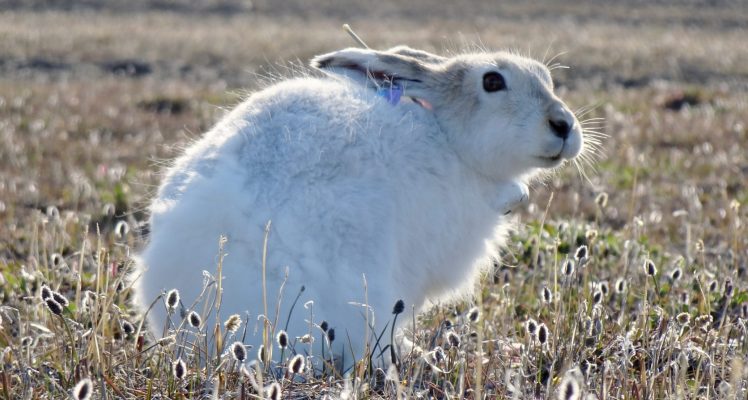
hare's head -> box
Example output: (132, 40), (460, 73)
(312, 46), (586, 182)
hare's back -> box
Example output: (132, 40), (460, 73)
(156, 77), (443, 219)
(150, 77), (421, 257)
(231, 78), (428, 179)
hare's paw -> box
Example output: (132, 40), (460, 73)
(491, 181), (529, 215)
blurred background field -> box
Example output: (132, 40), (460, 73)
(1, 0), (747, 241)
(0, 1), (747, 398)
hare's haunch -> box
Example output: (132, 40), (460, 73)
(136, 46), (584, 367)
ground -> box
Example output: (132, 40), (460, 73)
(0, 1), (747, 399)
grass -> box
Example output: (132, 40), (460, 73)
(0, 1), (747, 398)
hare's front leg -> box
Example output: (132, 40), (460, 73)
(490, 181), (529, 215)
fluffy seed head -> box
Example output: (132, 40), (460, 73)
(46, 205), (60, 221)
(562, 259), (575, 276)
(615, 278), (627, 294)
(676, 312), (691, 325)
(467, 307), (480, 323)
(165, 289), (180, 311)
(695, 314), (713, 330)
(40, 285), (53, 300)
(73, 378), (93, 400)
(172, 358), (186, 380)
(45, 298), (63, 315)
(50, 253), (63, 268)
(541, 286), (553, 304)
(121, 320), (135, 336)
(644, 259), (657, 276)
(537, 323), (549, 345)
(224, 314), (242, 333)
(574, 245), (588, 263)
(594, 192), (608, 208)
(276, 330), (289, 349)
(187, 311), (201, 328)
(289, 354), (305, 374)
(51, 291), (69, 307)
(327, 328), (335, 343)
(257, 345), (266, 362)
(392, 299), (405, 315)
(669, 268), (683, 282)
(266, 382), (282, 400)
(114, 220), (130, 239)
(592, 290), (603, 305)
(558, 375), (580, 400)
(525, 318), (538, 337)
(446, 331), (461, 348)
(230, 341), (247, 362)
(598, 281), (609, 296)
(724, 279), (735, 297)
(534, 252), (545, 270)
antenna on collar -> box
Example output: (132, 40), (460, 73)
(341, 24), (404, 106)
(342, 24), (369, 49)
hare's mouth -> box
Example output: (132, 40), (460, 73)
(537, 137), (580, 167)
(537, 147), (564, 162)
(536, 145), (567, 167)
(544, 152), (563, 161)
(537, 154), (564, 167)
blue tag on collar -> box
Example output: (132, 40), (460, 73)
(377, 82), (403, 105)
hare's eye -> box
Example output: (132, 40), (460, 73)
(482, 72), (506, 92)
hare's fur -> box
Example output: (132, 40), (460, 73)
(136, 46), (584, 366)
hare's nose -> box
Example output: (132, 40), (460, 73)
(549, 118), (571, 139)
(548, 103), (574, 139)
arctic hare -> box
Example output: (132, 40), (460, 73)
(136, 45), (584, 366)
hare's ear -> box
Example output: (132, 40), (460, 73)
(386, 46), (447, 64)
(311, 47), (441, 101)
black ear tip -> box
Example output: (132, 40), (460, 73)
(310, 56), (331, 69)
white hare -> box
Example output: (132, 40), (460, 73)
(136, 45), (584, 367)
